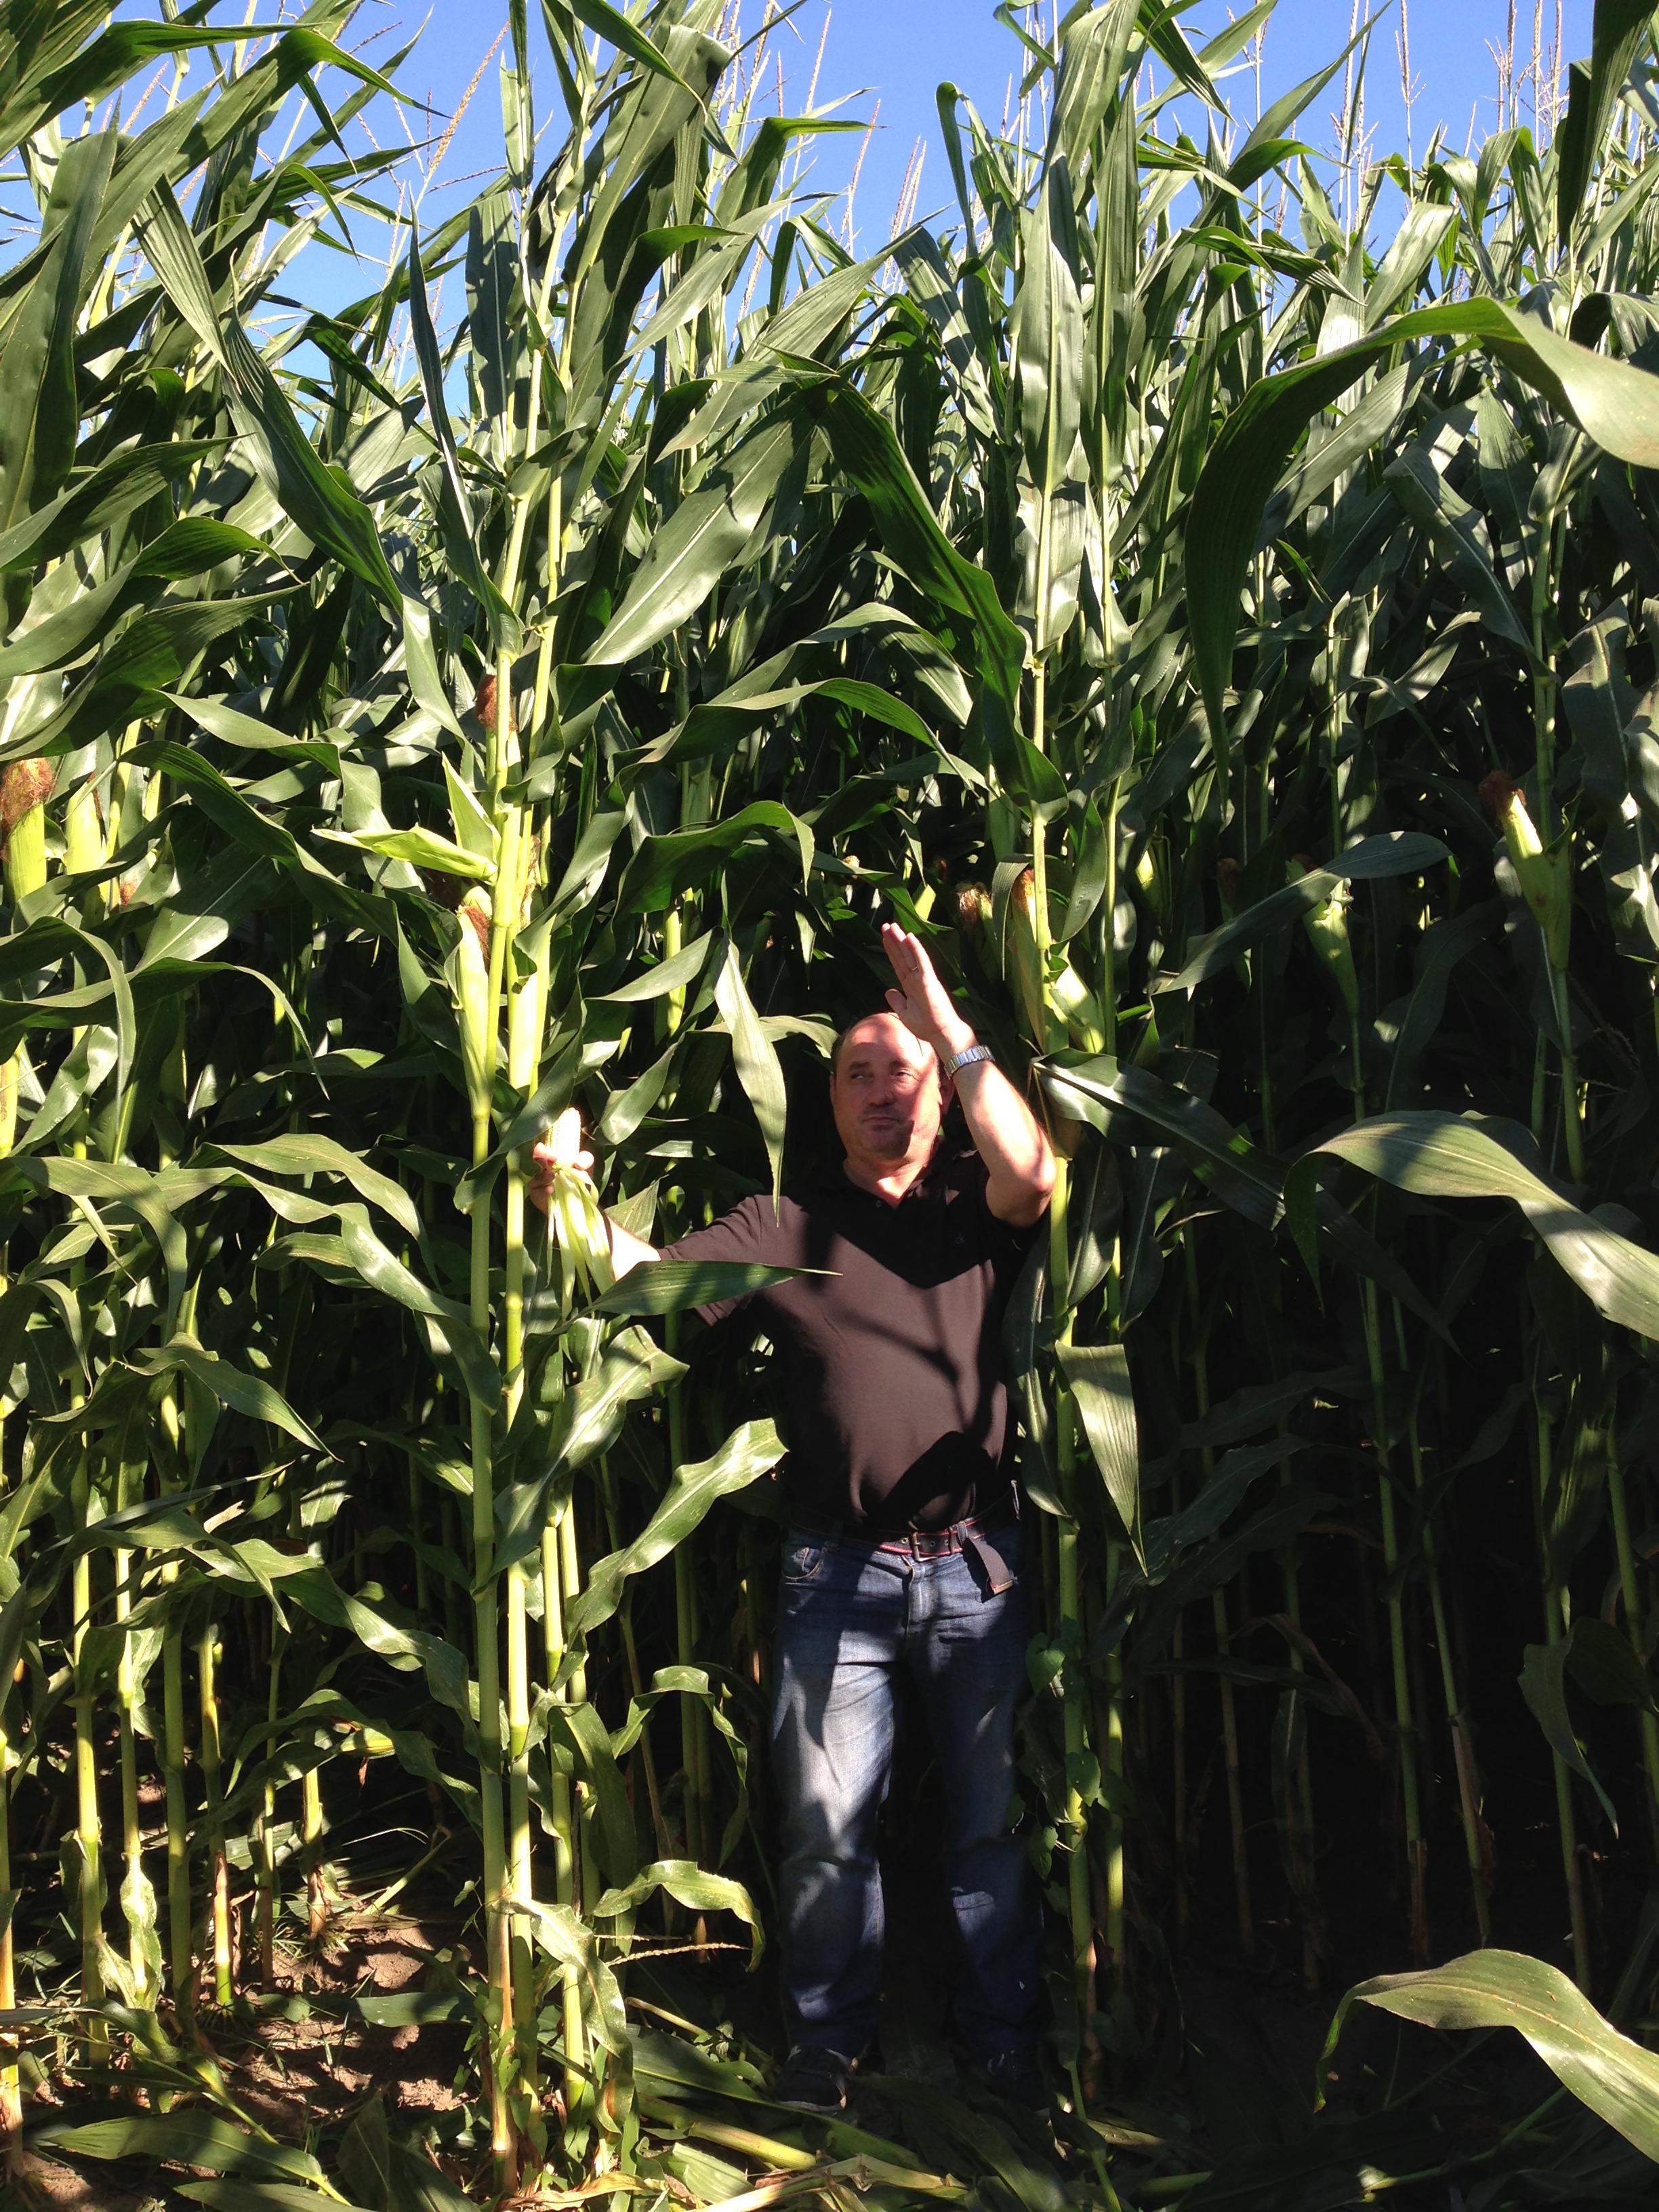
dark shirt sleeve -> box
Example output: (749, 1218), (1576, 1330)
(660, 1195), (787, 1326)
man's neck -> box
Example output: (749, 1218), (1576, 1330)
(842, 1144), (937, 1206)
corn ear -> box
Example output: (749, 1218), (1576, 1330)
(1290, 859), (1361, 1016)
(454, 893), (497, 1107)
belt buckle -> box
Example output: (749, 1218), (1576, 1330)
(912, 1528), (949, 1561)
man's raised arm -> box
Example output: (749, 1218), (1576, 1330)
(529, 1109), (658, 1275)
(880, 922), (1056, 1228)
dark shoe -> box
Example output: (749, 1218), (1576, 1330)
(774, 2042), (857, 2113)
(964, 2045), (1046, 2110)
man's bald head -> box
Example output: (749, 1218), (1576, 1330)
(829, 1010), (939, 1083)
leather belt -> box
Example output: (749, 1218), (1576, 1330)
(793, 1502), (1019, 1593)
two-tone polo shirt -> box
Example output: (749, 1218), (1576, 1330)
(663, 1143), (1036, 1534)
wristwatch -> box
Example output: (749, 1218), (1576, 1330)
(939, 1042), (994, 1080)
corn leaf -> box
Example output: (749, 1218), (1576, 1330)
(31, 2112), (325, 2182)
(1160, 833), (1449, 995)
(587, 1261), (814, 1316)
(714, 938), (788, 1213)
(589, 416), (801, 666)
(131, 1340), (324, 1456)
(1326, 1949), (1659, 2160)
(567, 1419), (786, 1641)
(615, 801), (812, 913)
(1057, 1338), (1141, 1562)
(0, 130), (115, 532)
(592, 1858), (763, 1965)
(1520, 1636), (1621, 1832)
(1188, 298), (1659, 750)
(1555, 0), (1653, 236)
(180, 2184), (375, 2211)
(1286, 1110), (1659, 1342)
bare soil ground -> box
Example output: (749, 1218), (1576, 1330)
(5, 1903), (476, 2211)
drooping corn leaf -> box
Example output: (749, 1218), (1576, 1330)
(32, 2111), (325, 2183)
(591, 1858), (763, 1965)
(1325, 1949), (1659, 2161)
(809, 377), (1025, 707)
(567, 1419), (786, 1642)
(1160, 833), (1450, 995)
(1285, 1110), (1659, 1342)
(714, 937), (788, 1213)
(1041, 1054), (1448, 1334)
(615, 801), (812, 914)
(586, 1260), (816, 1317)
(129, 1340), (323, 1455)
(1057, 1338), (1141, 1562)
(210, 1134), (420, 1240)
(1188, 298), (1659, 750)
(179, 2187), (375, 2211)
(1519, 1636), (1621, 1832)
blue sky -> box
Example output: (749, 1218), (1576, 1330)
(367, 0), (1594, 271)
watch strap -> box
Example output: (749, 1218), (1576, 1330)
(939, 1042), (994, 1080)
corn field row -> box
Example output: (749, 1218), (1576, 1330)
(2, 0), (1659, 2205)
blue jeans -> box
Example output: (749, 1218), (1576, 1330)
(769, 1518), (1040, 2062)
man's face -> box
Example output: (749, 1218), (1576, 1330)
(830, 1015), (945, 1170)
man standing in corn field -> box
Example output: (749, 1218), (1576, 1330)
(535, 922), (1054, 2112)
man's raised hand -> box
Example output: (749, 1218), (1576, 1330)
(881, 921), (975, 1061)
(529, 1105), (592, 1216)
